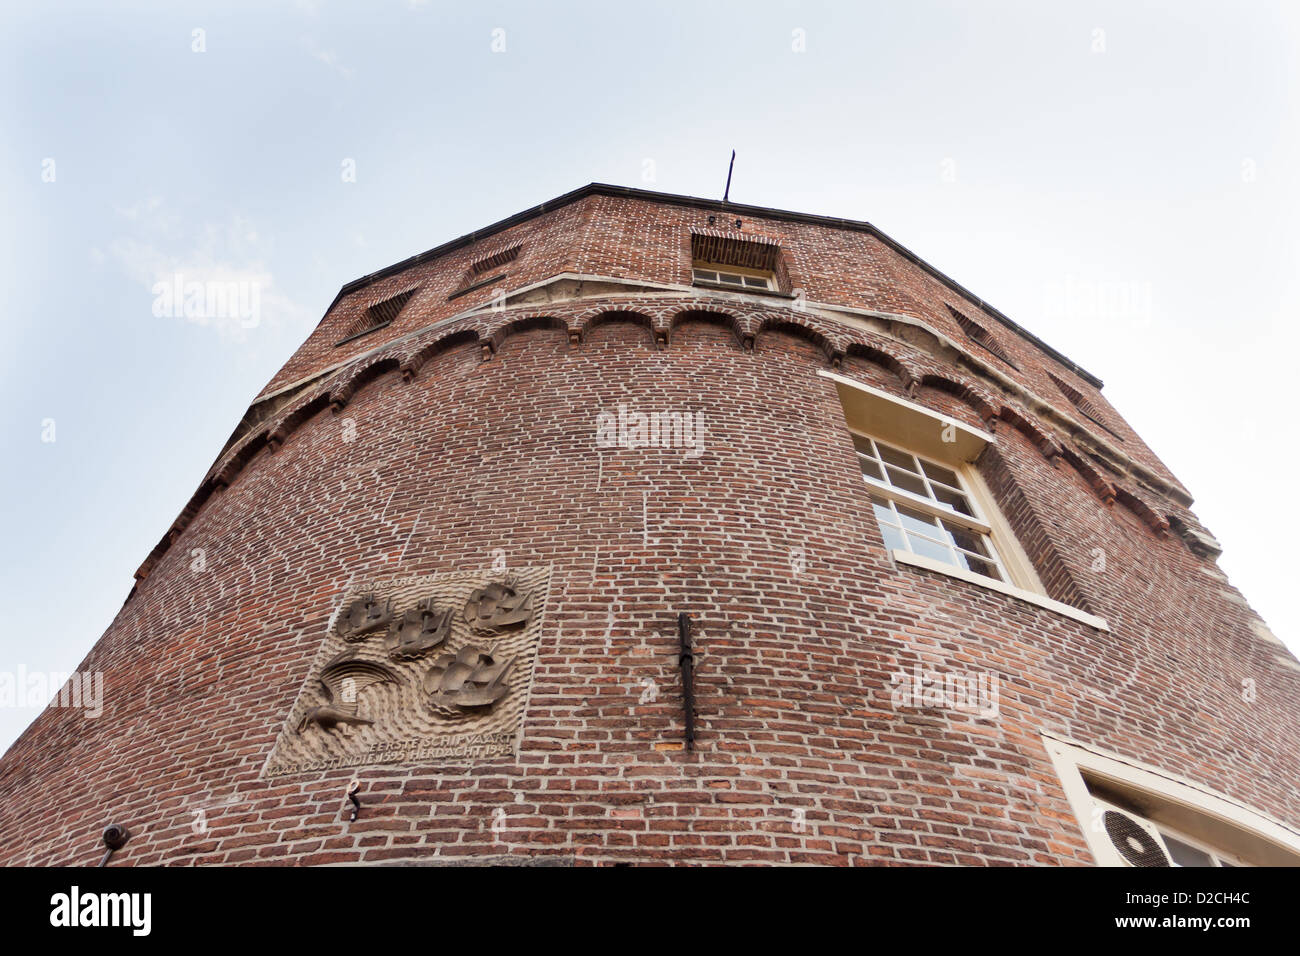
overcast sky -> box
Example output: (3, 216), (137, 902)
(2, 0), (1297, 753)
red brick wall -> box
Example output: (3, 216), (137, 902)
(0, 195), (1292, 866)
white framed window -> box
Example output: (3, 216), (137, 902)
(691, 262), (775, 290)
(823, 370), (1106, 629)
(853, 432), (1009, 583)
(1094, 797), (1249, 867)
(1044, 732), (1300, 867)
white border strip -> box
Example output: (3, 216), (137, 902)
(816, 368), (994, 448)
(1042, 731), (1300, 865)
(892, 549), (1109, 631)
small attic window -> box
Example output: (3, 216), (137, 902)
(690, 229), (787, 294)
(335, 287), (418, 346)
(1048, 371), (1123, 441)
(692, 263), (774, 290)
(946, 305), (1017, 368)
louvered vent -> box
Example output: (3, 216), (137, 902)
(337, 287), (418, 344)
(690, 229), (783, 275)
(465, 243), (522, 281)
(1048, 372), (1113, 430)
(1103, 810), (1172, 867)
(946, 305), (1017, 367)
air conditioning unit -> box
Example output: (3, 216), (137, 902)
(1094, 798), (1171, 867)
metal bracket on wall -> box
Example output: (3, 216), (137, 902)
(99, 824), (130, 866)
(346, 778), (362, 822)
(677, 613), (696, 752)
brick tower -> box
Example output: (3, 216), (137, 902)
(3, 184), (1297, 866)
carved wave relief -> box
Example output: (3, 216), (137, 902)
(262, 566), (551, 777)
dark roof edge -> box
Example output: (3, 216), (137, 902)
(324, 182), (1104, 388)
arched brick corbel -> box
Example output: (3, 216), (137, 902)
(212, 459), (241, 490)
(917, 374), (1000, 426)
(264, 392), (331, 453)
(998, 405), (1061, 461)
(665, 305), (747, 351)
(843, 341), (915, 393)
(577, 308), (659, 348)
(1115, 487), (1171, 538)
(400, 328), (482, 381)
(488, 314), (570, 354)
(754, 314), (841, 366)
(1060, 447), (1117, 506)
(324, 369), (356, 411)
(735, 313), (761, 353)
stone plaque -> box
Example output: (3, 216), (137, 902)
(262, 566), (551, 778)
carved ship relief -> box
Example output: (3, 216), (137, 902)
(336, 594), (396, 642)
(266, 567), (551, 777)
(384, 601), (452, 661)
(464, 581), (534, 631)
(423, 645), (515, 718)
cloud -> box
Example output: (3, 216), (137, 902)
(104, 202), (311, 342)
(301, 36), (354, 79)
(111, 196), (167, 222)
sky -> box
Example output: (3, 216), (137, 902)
(1, 0), (1297, 753)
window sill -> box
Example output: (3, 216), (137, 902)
(690, 279), (794, 300)
(333, 320), (394, 348)
(447, 272), (507, 301)
(891, 549), (1109, 631)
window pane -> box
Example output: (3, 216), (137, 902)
(906, 533), (955, 565)
(743, 276), (768, 288)
(871, 500), (897, 526)
(885, 465), (928, 497)
(862, 438), (1009, 584)
(859, 456), (884, 482)
(718, 273), (743, 285)
(957, 554), (1001, 580)
(932, 484), (975, 517)
(1164, 835), (1214, 868)
(921, 461), (961, 488)
(946, 524), (992, 557)
(878, 522), (906, 552)
(895, 504), (940, 538)
(877, 443), (918, 472)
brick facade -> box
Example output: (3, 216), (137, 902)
(1, 185), (1294, 866)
